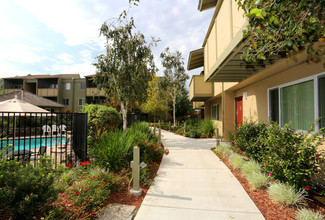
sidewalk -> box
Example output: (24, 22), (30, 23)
(135, 130), (265, 220)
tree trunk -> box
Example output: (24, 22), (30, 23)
(173, 98), (176, 127)
(121, 101), (128, 130)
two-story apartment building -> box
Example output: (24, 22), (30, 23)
(189, 0), (325, 142)
(2, 74), (106, 112)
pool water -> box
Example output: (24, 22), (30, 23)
(1, 137), (68, 151)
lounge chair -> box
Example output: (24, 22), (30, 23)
(42, 125), (51, 136)
(59, 124), (67, 135)
(52, 125), (58, 135)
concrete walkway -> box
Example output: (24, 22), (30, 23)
(135, 130), (265, 220)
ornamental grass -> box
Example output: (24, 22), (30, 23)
(295, 208), (324, 220)
(267, 182), (307, 207)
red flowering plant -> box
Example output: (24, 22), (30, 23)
(261, 122), (324, 191)
(229, 120), (268, 161)
(140, 141), (167, 163)
(68, 166), (122, 212)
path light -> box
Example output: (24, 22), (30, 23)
(130, 146), (142, 196)
(140, 161), (147, 169)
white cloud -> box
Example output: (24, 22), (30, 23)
(0, 20), (24, 41)
(13, 0), (104, 47)
(47, 62), (96, 78)
(0, 43), (45, 63)
(57, 53), (75, 64)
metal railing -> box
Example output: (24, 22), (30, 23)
(0, 112), (88, 166)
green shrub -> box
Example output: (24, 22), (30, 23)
(230, 121), (268, 161)
(267, 182), (306, 207)
(56, 162), (122, 213)
(198, 120), (215, 137)
(230, 121), (325, 190)
(81, 104), (122, 141)
(262, 122), (324, 189)
(185, 128), (201, 138)
(0, 157), (58, 219)
(295, 208), (324, 220)
(91, 122), (162, 171)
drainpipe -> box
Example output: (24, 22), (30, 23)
(222, 82), (225, 140)
(71, 78), (75, 112)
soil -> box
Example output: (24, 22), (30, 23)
(216, 152), (325, 220)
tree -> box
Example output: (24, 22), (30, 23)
(141, 75), (168, 124)
(235, 0), (325, 62)
(172, 88), (191, 118)
(93, 3), (158, 130)
(81, 104), (122, 142)
(160, 47), (189, 126)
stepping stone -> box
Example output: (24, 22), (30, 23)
(96, 204), (136, 220)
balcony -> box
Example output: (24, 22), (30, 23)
(37, 88), (58, 97)
(86, 88), (105, 97)
(192, 101), (204, 109)
(189, 75), (213, 102)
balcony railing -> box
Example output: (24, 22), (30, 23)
(38, 88), (58, 97)
(189, 75), (214, 101)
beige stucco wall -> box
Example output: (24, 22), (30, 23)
(231, 0), (246, 38)
(214, 82), (238, 96)
(204, 0), (246, 75)
(216, 0), (231, 59)
(189, 75), (213, 101)
(233, 61), (325, 123)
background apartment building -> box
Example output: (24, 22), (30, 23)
(2, 74), (106, 112)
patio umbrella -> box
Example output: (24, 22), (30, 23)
(0, 95), (50, 149)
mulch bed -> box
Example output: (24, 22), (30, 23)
(215, 152), (325, 219)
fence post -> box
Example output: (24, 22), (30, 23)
(184, 122), (187, 134)
(130, 146), (142, 196)
(169, 121), (171, 131)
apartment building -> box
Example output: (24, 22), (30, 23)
(188, 0), (325, 142)
(2, 74), (106, 112)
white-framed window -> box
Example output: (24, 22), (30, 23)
(268, 73), (325, 132)
(78, 98), (85, 106)
(63, 83), (71, 90)
(62, 99), (70, 106)
(211, 104), (219, 120)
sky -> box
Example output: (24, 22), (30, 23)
(0, 0), (214, 82)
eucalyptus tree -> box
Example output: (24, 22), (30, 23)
(160, 47), (189, 126)
(235, 0), (325, 62)
(93, 2), (158, 130)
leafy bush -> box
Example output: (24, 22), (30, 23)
(267, 182), (307, 207)
(185, 128), (201, 138)
(262, 123), (324, 189)
(0, 157), (58, 219)
(198, 120), (215, 137)
(295, 208), (324, 220)
(91, 122), (163, 171)
(230, 121), (268, 161)
(81, 104), (122, 141)
(230, 121), (325, 190)
(56, 162), (123, 213)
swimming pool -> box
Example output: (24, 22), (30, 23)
(1, 137), (68, 151)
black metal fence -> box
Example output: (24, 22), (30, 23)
(0, 112), (88, 166)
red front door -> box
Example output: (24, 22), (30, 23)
(235, 97), (243, 126)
